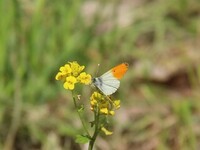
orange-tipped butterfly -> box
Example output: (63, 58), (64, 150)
(92, 63), (128, 95)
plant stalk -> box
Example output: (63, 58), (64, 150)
(88, 107), (100, 150)
(71, 91), (91, 137)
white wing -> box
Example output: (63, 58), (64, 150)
(100, 70), (115, 80)
(93, 70), (120, 95)
(99, 79), (120, 95)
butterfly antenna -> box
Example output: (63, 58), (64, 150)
(95, 63), (100, 76)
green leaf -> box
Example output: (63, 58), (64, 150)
(75, 135), (90, 144)
(78, 105), (84, 112)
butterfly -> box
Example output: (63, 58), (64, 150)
(92, 63), (128, 95)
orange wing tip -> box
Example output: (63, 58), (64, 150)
(112, 63), (129, 79)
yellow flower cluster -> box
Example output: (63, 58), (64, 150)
(90, 92), (120, 135)
(55, 61), (91, 90)
(90, 92), (120, 116)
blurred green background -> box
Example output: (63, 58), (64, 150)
(1, 0), (200, 149)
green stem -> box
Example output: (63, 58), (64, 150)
(88, 107), (100, 150)
(71, 91), (91, 137)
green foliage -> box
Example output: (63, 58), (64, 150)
(0, 0), (200, 149)
(75, 135), (90, 144)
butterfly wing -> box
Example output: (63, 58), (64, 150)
(100, 63), (128, 80)
(93, 63), (128, 95)
(93, 76), (120, 95)
(110, 63), (128, 79)
(93, 70), (120, 95)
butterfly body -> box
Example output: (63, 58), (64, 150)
(93, 63), (128, 95)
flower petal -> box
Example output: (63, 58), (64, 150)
(101, 127), (113, 135)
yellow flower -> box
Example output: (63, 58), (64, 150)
(90, 99), (97, 106)
(77, 72), (92, 85)
(55, 61), (91, 90)
(100, 108), (115, 115)
(90, 92), (103, 102)
(69, 61), (85, 77)
(90, 92), (119, 115)
(90, 92), (103, 111)
(101, 127), (113, 135)
(63, 76), (77, 90)
(60, 64), (71, 74)
(55, 72), (65, 80)
(113, 100), (120, 109)
(109, 110), (115, 115)
(100, 108), (108, 114)
(55, 64), (72, 80)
